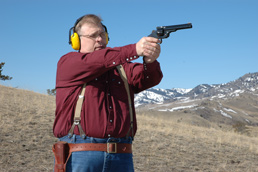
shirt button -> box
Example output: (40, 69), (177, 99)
(108, 134), (111, 137)
(134, 56), (137, 58)
(109, 106), (112, 109)
(113, 62), (116, 65)
(95, 78), (98, 80)
(110, 120), (113, 122)
(146, 76), (149, 79)
(126, 58), (129, 61)
(118, 82), (121, 84)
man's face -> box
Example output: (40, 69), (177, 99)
(79, 23), (107, 53)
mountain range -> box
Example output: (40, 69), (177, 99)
(135, 72), (258, 128)
(135, 72), (258, 107)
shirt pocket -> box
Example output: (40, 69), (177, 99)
(110, 76), (128, 102)
(87, 78), (106, 98)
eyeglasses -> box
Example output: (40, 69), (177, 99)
(80, 31), (106, 40)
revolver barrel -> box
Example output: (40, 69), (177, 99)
(148, 23), (192, 40)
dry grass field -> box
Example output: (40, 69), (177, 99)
(1, 85), (258, 172)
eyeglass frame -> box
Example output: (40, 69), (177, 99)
(79, 31), (106, 41)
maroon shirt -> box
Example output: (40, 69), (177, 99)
(53, 44), (163, 138)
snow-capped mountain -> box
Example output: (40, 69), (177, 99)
(134, 88), (191, 107)
(135, 72), (258, 107)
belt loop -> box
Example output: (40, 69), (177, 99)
(68, 133), (73, 139)
(68, 134), (76, 142)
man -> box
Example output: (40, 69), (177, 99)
(53, 14), (163, 172)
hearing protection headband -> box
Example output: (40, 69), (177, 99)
(68, 16), (109, 50)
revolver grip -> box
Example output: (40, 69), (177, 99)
(148, 30), (159, 38)
(148, 31), (163, 44)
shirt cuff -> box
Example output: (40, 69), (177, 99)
(105, 44), (139, 68)
(143, 60), (160, 79)
(143, 60), (159, 71)
(121, 44), (139, 63)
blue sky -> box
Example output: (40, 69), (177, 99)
(0, 0), (257, 93)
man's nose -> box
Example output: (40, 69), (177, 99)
(96, 35), (103, 42)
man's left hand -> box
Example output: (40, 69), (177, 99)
(136, 37), (161, 63)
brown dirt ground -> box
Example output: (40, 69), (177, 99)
(1, 85), (258, 172)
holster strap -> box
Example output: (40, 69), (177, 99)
(68, 143), (132, 154)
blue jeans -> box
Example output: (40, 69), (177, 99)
(57, 135), (134, 172)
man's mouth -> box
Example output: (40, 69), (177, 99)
(95, 46), (105, 50)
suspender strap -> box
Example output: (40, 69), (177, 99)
(116, 65), (134, 140)
(68, 65), (134, 140)
(68, 83), (87, 139)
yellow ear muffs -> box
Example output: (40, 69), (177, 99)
(105, 32), (109, 45)
(70, 32), (80, 50)
(69, 16), (109, 50)
(69, 26), (81, 50)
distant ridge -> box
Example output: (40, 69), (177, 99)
(135, 72), (258, 107)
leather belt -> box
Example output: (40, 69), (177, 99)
(68, 143), (132, 154)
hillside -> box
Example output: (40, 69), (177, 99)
(136, 72), (258, 130)
(0, 85), (56, 171)
(1, 85), (258, 171)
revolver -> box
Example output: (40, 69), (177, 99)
(148, 23), (192, 43)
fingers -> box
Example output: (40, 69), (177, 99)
(139, 37), (161, 63)
(144, 37), (161, 44)
(136, 37), (161, 58)
(142, 42), (161, 57)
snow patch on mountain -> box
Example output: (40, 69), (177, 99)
(159, 104), (198, 112)
(134, 88), (192, 107)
